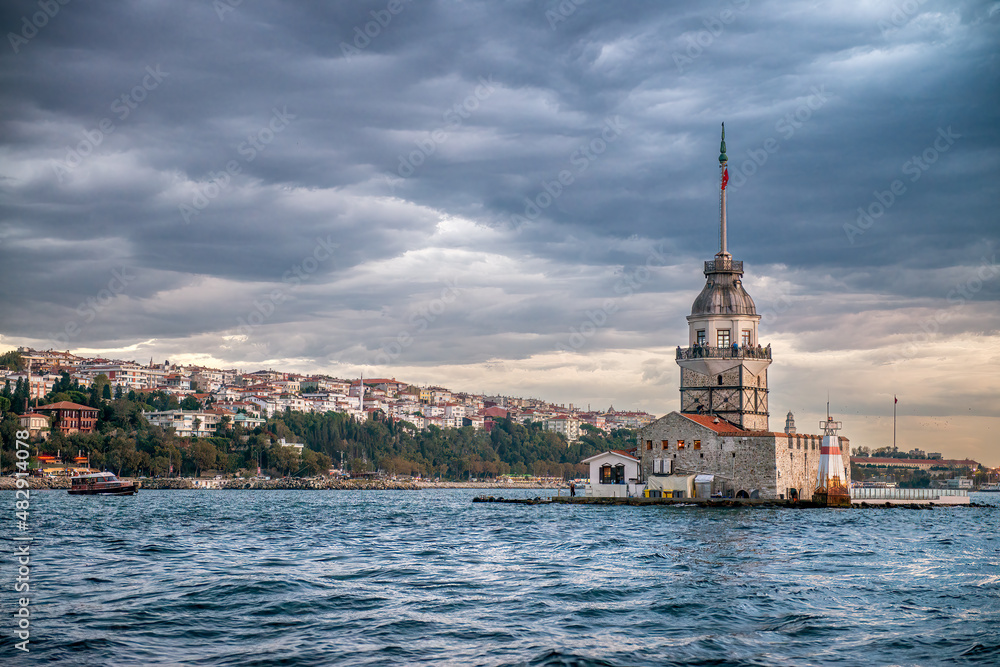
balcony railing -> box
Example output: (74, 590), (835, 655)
(676, 344), (771, 361)
(705, 259), (743, 273)
(850, 487), (968, 500)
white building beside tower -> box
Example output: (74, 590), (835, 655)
(636, 124), (851, 501)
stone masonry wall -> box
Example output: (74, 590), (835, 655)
(639, 412), (779, 498)
(639, 413), (853, 501)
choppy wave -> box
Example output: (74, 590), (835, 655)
(0, 490), (998, 666)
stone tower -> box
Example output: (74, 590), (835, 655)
(675, 124), (771, 431)
(784, 410), (796, 434)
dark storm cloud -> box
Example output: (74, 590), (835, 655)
(0, 0), (997, 372)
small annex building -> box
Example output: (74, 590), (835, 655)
(582, 449), (641, 498)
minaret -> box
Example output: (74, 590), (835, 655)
(675, 124), (772, 430)
(784, 411), (797, 435)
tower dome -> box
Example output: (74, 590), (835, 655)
(690, 261), (757, 316)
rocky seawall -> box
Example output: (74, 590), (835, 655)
(0, 477), (72, 490)
(416, 481), (564, 490)
(0, 477), (561, 491)
(220, 478), (420, 490)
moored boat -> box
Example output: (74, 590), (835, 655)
(69, 472), (138, 496)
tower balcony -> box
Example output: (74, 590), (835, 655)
(676, 344), (770, 361)
(676, 343), (772, 378)
(705, 259), (743, 274)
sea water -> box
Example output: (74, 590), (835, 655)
(1, 489), (998, 666)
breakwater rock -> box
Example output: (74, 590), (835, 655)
(0, 476), (72, 490)
(416, 481), (563, 490)
(125, 477), (420, 490)
(139, 478), (195, 490)
(473, 495), (552, 505)
(224, 478), (419, 491)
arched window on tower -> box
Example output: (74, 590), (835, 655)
(717, 375), (723, 385)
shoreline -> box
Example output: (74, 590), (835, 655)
(0, 477), (566, 491)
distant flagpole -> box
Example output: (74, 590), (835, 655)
(893, 395), (897, 452)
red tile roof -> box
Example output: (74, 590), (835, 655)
(680, 413), (746, 434)
(35, 401), (97, 411)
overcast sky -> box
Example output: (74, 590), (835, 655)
(1, 1), (998, 464)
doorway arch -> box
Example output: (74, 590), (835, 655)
(736, 490), (749, 499)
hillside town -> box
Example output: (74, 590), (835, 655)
(4, 347), (655, 443)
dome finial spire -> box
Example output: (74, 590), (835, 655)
(719, 122), (727, 163)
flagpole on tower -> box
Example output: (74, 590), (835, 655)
(719, 122), (730, 258)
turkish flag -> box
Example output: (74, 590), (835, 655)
(894, 396), (898, 404)
(722, 168), (729, 190)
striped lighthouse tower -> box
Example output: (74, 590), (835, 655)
(814, 409), (851, 506)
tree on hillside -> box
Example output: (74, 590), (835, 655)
(300, 448), (332, 476)
(270, 443), (299, 476)
(190, 441), (219, 477)
(11, 378), (27, 414)
(91, 374), (111, 403)
(0, 350), (25, 371)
